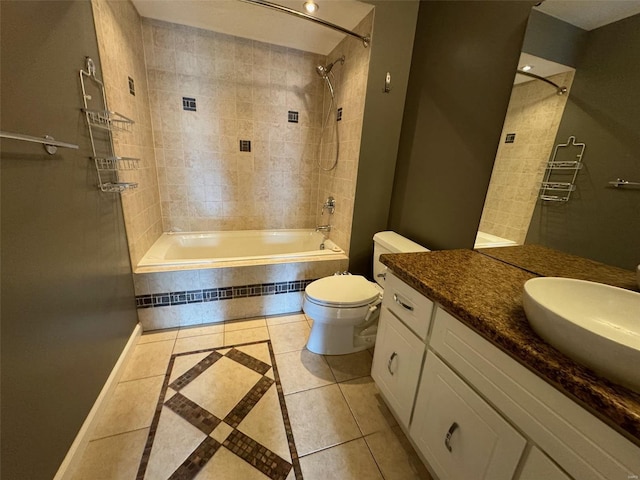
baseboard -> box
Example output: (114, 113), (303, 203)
(53, 323), (142, 480)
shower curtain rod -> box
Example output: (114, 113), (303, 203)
(239, 0), (370, 47)
(516, 70), (567, 95)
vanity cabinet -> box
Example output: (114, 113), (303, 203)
(371, 272), (433, 427)
(518, 447), (572, 480)
(371, 309), (425, 427)
(372, 269), (640, 480)
(410, 352), (526, 480)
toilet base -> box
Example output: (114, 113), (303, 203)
(306, 311), (380, 355)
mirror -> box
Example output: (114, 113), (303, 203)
(478, 1), (640, 270)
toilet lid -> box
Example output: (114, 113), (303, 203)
(305, 275), (381, 307)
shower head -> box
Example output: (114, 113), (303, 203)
(315, 55), (345, 79)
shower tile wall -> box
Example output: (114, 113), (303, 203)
(91, 0), (163, 266)
(316, 12), (373, 254)
(141, 19), (326, 233)
(479, 70), (574, 244)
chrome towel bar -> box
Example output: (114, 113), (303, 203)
(0, 130), (79, 154)
(608, 178), (640, 188)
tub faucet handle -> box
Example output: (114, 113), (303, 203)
(321, 196), (336, 215)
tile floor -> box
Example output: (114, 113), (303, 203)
(72, 313), (431, 480)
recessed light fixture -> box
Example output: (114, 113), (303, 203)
(521, 64), (533, 72)
(303, 1), (318, 13)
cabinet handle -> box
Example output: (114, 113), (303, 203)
(387, 352), (398, 375)
(393, 293), (414, 311)
(445, 422), (459, 452)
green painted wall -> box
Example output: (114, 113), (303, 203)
(0, 1), (138, 478)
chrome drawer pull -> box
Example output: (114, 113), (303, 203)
(393, 293), (414, 311)
(445, 422), (459, 452)
(387, 352), (398, 375)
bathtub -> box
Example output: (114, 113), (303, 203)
(137, 229), (345, 270)
(134, 229), (349, 330)
(475, 231), (518, 249)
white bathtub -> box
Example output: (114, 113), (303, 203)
(137, 229), (345, 270)
(474, 231), (518, 249)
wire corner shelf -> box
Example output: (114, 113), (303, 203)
(80, 57), (138, 192)
(539, 136), (585, 203)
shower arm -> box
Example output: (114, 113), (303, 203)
(239, 0), (370, 47)
(516, 70), (567, 95)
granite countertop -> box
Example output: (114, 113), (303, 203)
(380, 247), (640, 446)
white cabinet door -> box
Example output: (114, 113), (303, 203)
(410, 352), (526, 480)
(519, 447), (573, 480)
(371, 307), (426, 427)
(382, 272), (434, 341)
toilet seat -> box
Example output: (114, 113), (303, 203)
(305, 275), (381, 308)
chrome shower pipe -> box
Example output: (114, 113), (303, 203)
(516, 70), (568, 95)
(239, 0), (370, 47)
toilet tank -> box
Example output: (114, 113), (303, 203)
(372, 231), (429, 287)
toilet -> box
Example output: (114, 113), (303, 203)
(303, 231), (429, 355)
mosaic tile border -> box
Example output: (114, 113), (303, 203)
(136, 340), (302, 480)
(136, 279), (316, 309)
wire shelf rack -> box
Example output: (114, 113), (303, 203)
(93, 156), (140, 171)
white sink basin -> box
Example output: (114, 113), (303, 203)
(523, 277), (640, 393)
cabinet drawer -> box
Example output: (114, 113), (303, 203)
(382, 271), (433, 340)
(410, 352), (526, 480)
(371, 308), (426, 427)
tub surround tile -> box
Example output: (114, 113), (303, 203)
(380, 247), (640, 444)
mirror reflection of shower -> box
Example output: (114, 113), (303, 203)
(316, 55), (345, 171)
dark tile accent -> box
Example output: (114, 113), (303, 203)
(239, 139), (251, 152)
(505, 132), (516, 143)
(182, 97), (197, 111)
(165, 393), (222, 435)
(202, 288), (218, 302)
(128, 76), (135, 96)
(233, 285), (248, 298)
(336, 107), (343, 121)
(287, 111), (299, 123)
(135, 278), (319, 310)
(169, 437), (221, 480)
(152, 293), (171, 307)
(171, 291), (188, 305)
(137, 295), (153, 308)
(226, 348), (271, 375)
(137, 341), (302, 480)
(169, 350), (223, 391)
(218, 287), (233, 300)
(224, 376), (274, 428)
(186, 290), (203, 303)
(223, 429), (292, 480)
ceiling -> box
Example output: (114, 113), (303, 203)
(535, 0), (640, 30)
(131, 0), (374, 55)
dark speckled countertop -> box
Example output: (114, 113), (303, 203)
(380, 246), (640, 446)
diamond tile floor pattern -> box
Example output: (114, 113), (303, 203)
(72, 313), (432, 480)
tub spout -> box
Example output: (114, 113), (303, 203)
(315, 225), (332, 233)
